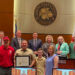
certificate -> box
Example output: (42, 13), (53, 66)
(16, 56), (30, 67)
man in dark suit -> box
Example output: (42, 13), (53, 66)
(28, 32), (42, 54)
(11, 30), (23, 51)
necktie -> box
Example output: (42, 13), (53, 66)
(57, 44), (60, 51)
(33, 39), (37, 50)
(72, 37), (74, 42)
(18, 38), (21, 48)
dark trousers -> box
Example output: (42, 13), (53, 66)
(0, 67), (11, 75)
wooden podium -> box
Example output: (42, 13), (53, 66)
(12, 68), (36, 75)
(58, 59), (75, 69)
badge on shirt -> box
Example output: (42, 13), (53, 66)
(9, 50), (12, 54)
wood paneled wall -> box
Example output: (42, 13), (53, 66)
(58, 60), (75, 69)
(22, 34), (72, 44)
(0, 0), (13, 39)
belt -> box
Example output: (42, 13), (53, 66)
(0, 66), (13, 69)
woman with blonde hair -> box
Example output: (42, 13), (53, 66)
(42, 35), (55, 58)
(46, 45), (59, 75)
(55, 36), (69, 59)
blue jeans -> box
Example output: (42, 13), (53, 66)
(0, 67), (11, 75)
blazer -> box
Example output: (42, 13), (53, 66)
(28, 39), (42, 51)
(11, 37), (23, 51)
(69, 43), (75, 59)
(56, 42), (69, 56)
(42, 42), (55, 53)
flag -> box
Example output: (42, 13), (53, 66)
(15, 19), (17, 37)
(13, 19), (17, 37)
(72, 25), (75, 42)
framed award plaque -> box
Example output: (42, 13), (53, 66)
(16, 56), (30, 67)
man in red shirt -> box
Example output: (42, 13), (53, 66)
(0, 36), (15, 75)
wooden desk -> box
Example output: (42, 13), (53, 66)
(58, 59), (75, 69)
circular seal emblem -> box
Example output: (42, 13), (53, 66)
(34, 2), (57, 25)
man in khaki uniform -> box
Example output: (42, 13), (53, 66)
(14, 40), (36, 66)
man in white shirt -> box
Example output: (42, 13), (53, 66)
(11, 30), (23, 51)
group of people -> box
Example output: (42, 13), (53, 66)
(0, 30), (75, 75)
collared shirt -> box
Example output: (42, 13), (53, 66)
(0, 39), (2, 46)
(33, 39), (37, 47)
(0, 45), (15, 67)
(35, 57), (46, 75)
(15, 48), (36, 64)
(0, 38), (4, 46)
(69, 42), (75, 59)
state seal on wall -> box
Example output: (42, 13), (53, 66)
(34, 2), (57, 25)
